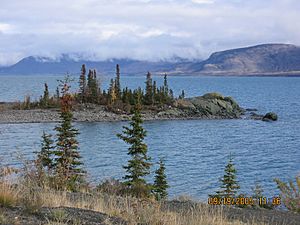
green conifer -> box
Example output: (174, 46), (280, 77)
(37, 131), (54, 171)
(144, 72), (153, 105)
(41, 83), (50, 107)
(108, 78), (117, 104)
(79, 64), (86, 103)
(54, 77), (86, 191)
(163, 74), (169, 97)
(115, 64), (121, 99)
(153, 158), (169, 200)
(216, 154), (240, 198)
(117, 101), (152, 197)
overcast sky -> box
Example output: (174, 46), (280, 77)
(0, 0), (300, 65)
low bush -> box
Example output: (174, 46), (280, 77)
(274, 175), (300, 213)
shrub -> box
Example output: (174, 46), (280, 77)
(0, 167), (19, 208)
(274, 175), (300, 213)
(96, 179), (128, 196)
(0, 182), (19, 208)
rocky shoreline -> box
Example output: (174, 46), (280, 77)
(0, 93), (276, 124)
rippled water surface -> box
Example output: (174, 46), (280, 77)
(0, 74), (300, 199)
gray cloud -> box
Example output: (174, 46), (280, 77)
(0, 0), (300, 65)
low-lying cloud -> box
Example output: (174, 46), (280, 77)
(0, 0), (300, 65)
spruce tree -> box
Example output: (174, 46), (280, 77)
(87, 69), (93, 92)
(169, 89), (174, 101)
(153, 158), (169, 200)
(37, 131), (54, 171)
(122, 87), (130, 104)
(54, 77), (85, 191)
(115, 64), (121, 99)
(216, 155), (240, 198)
(41, 83), (50, 107)
(153, 80), (157, 104)
(108, 78), (117, 104)
(117, 100), (152, 197)
(34, 131), (55, 187)
(86, 69), (100, 103)
(79, 64), (86, 103)
(91, 69), (100, 102)
(163, 74), (169, 97)
(144, 72), (153, 105)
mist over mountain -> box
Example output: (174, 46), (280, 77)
(1, 44), (300, 76)
(0, 55), (184, 76)
(178, 44), (300, 75)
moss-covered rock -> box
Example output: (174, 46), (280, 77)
(182, 93), (243, 119)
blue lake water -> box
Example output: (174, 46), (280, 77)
(0, 74), (299, 200)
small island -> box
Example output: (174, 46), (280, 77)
(0, 64), (277, 124)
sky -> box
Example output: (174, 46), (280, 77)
(0, 0), (300, 66)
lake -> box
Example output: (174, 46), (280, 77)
(0, 74), (299, 200)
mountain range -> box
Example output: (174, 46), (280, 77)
(1, 44), (300, 76)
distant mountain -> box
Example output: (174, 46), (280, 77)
(0, 55), (181, 76)
(175, 44), (300, 75)
(1, 44), (300, 76)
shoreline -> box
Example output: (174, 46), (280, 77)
(0, 107), (241, 124)
(0, 93), (258, 124)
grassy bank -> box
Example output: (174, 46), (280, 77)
(2, 180), (295, 225)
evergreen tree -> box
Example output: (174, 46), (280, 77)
(108, 78), (117, 104)
(87, 69), (93, 91)
(117, 101), (152, 196)
(79, 64), (86, 103)
(54, 77), (86, 191)
(133, 87), (144, 106)
(153, 80), (157, 104)
(86, 69), (100, 103)
(92, 69), (100, 102)
(122, 87), (130, 104)
(169, 89), (174, 101)
(163, 74), (169, 97)
(115, 64), (121, 99)
(41, 83), (50, 107)
(37, 131), (55, 171)
(153, 158), (169, 200)
(216, 155), (240, 198)
(144, 72), (153, 105)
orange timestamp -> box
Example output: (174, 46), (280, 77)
(208, 197), (281, 206)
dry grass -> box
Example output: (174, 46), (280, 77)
(0, 178), (271, 225)
(0, 164), (272, 225)
(0, 182), (19, 208)
(30, 189), (268, 225)
(0, 166), (20, 208)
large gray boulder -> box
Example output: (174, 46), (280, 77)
(174, 92), (243, 119)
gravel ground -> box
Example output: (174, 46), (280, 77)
(0, 106), (239, 124)
(0, 206), (127, 225)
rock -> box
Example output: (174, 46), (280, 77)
(174, 99), (196, 110)
(249, 112), (264, 120)
(246, 108), (258, 112)
(262, 112), (278, 121)
(186, 92), (243, 119)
